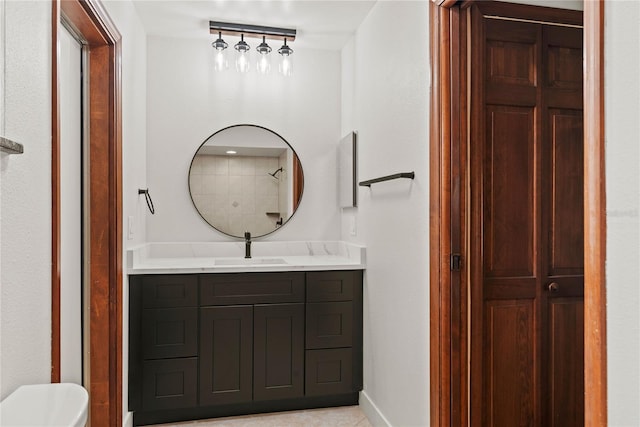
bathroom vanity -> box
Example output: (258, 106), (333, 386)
(127, 242), (365, 426)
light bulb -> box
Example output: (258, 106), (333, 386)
(257, 54), (271, 74)
(213, 50), (228, 72)
(256, 36), (271, 75)
(278, 39), (294, 77)
(212, 31), (228, 72)
(279, 55), (293, 77)
(234, 34), (251, 74)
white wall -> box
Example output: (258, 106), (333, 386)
(0, 0), (52, 399)
(341, 2), (430, 426)
(102, 0), (148, 250)
(605, 2), (640, 426)
(145, 36), (341, 243)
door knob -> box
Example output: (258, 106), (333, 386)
(548, 282), (559, 292)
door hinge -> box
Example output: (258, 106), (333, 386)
(450, 253), (462, 272)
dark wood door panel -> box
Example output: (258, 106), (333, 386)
(142, 308), (198, 359)
(544, 26), (583, 90)
(547, 110), (584, 277)
(199, 305), (253, 406)
(142, 358), (198, 411)
(253, 303), (304, 401)
(305, 348), (354, 396)
(484, 105), (535, 279)
(485, 84), (537, 107)
(484, 300), (536, 427)
(483, 278), (537, 300)
(485, 19), (539, 87)
(547, 298), (584, 427)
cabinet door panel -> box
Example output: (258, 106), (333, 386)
(305, 348), (353, 396)
(253, 303), (304, 401)
(200, 305), (253, 406)
(142, 358), (197, 411)
(142, 308), (198, 359)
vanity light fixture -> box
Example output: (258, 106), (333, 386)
(209, 21), (296, 76)
(211, 31), (228, 72)
(225, 150), (237, 154)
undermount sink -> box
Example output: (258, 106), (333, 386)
(214, 257), (288, 266)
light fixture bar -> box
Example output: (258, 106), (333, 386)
(209, 21), (296, 42)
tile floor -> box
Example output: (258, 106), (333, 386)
(150, 405), (372, 427)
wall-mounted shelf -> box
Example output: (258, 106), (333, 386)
(0, 136), (24, 154)
(359, 172), (415, 187)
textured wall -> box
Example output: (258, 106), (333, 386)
(0, 0), (52, 399)
(340, 2), (430, 425)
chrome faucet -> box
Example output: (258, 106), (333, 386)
(244, 231), (251, 259)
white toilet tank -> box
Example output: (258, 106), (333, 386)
(0, 383), (88, 427)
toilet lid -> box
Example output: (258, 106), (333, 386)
(0, 383), (88, 427)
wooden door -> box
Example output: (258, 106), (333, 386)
(470, 6), (584, 427)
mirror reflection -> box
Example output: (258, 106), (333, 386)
(189, 124), (304, 238)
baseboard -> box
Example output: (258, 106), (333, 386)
(123, 411), (133, 427)
(359, 390), (392, 427)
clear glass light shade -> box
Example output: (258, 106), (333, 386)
(279, 54), (293, 77)
(213, 49), (228, 72)
(236, 50), (251, 73)
(257, 53), (271, 74)
(234, 35), (251, 74)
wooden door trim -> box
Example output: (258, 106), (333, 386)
(429, 1), (606, 426)
(52, 1), (123, 426)
(583, 1), (607, 425)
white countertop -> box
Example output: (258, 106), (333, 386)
(127, 241), (366, 274)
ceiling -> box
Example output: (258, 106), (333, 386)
(131, 0), (377, 50)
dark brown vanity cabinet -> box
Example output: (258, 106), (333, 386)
(129, 270), (362, 426)
(305, 271), (360, 397)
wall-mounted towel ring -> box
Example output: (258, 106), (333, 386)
(138, 189), (155, 215)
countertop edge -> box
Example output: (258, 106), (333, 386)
(127, 263), (366, 275)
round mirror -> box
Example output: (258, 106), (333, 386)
(189, 124), (304, 238)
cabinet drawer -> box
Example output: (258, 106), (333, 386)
(200, 273), (304, 305)
(142, 308), (198, 359)
(305, 348), (353, 396)
(306, 302), (353, 349)
(142, 358), (198, 411)
(306, 271), (355, 302)
(142, 275), (198, 308)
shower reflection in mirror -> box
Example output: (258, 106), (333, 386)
(189, 124), (303, 238)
